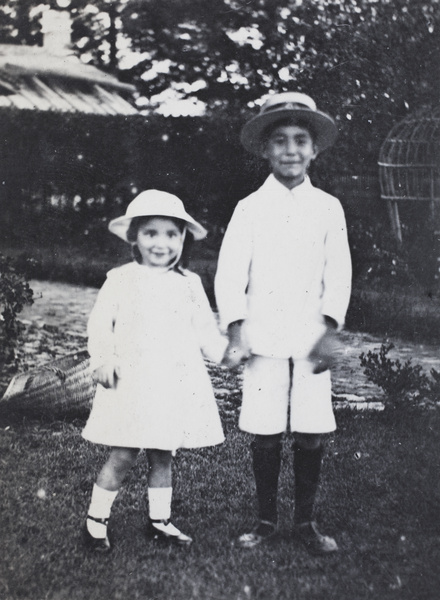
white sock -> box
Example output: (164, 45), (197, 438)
(87, 484), (118, 538)
(148, 487), (172, 521)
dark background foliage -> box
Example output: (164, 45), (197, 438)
(1, 106), (436, 293)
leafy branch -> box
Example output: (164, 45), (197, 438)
(359, 343), (440, 406)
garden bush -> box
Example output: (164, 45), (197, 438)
(360, 343), (440, 407)
(0, 254), (34, 369)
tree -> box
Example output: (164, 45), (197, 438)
(0, 0), (42, 45)
(115, 0), (439, 172)
(1, 0), (438, 174)
(70, 0), (119, 72)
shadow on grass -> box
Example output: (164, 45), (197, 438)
(0, 405), (439, 600)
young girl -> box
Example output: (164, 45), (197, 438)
(82, 190), (227, 553)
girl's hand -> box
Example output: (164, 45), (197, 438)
(308, 327), (340, 374)
(221, 320), (250, 368)
(93, 363), (120, 389)
(222, 341), (250, 368)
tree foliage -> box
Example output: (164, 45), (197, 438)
(1, 0), (439, 172)
(0, 0), (42, 45)
(115, 1), (438, 108)
(70, 0), (119, 71)
(118, 0), (439, 171)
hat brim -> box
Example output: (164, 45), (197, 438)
(240, 108), (338, 155)
(109, 214), (207, 242)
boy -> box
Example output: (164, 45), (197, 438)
(215, 92), (352, 555)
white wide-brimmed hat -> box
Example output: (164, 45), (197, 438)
(240, 91), (338, 155)
(108, 190), (207, 241)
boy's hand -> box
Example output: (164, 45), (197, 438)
(221, 320), (250, 368)
(308, 323), (341, 374)
(222, 341), (250, 368)
(93, 363), (120, 389)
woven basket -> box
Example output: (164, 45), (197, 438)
(1, 350), (96, 416)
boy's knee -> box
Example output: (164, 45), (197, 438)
(253, 433), (283, 450)
(294, 433), (323, 450)
(147, 449), (173, 469)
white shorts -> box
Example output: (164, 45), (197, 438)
(239, 355), (336, 435)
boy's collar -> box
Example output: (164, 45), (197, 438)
(264, 173), (312, 194)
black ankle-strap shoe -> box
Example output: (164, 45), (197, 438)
(146, 518), (193, 546)
(83, 516), (112, 553)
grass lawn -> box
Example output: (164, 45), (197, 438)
(0, 392), (439, 600)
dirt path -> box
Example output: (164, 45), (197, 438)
(17, 279), (440, 404)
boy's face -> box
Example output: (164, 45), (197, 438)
(136, 217), (184, 268)
(262, 124), (317, 189)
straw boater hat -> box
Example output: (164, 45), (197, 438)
(240, 91), (338, 156)
(108, 190), (207, 242)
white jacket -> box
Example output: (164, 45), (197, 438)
(215, 175), (352, 359)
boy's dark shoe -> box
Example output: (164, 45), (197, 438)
(236, 520), (277, 549)
(293, 521), (338, 555)
(83, 519), (112, 554)
(146, 518), (193, 546)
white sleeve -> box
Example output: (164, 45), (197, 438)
(87, 272), (119, 370)
(321, 202), (352, 329)
(189, 274), (228, 363)
(214, 202), (253, 333)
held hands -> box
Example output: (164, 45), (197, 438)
(93, 363), (120, 389)
(221, 320), (250, 368)
(222, 341), (250, 368)
(220, 318), (342, 373)
(308, 321), (341, 374)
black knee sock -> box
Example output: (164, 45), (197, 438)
(251, 440), (282, 524)
(293, 443), (324, 525)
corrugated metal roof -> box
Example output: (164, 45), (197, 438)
(0, 44), (139, 116)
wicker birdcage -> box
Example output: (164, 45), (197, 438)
(0, 350), (96, 417)
(379, 106), (440, 242)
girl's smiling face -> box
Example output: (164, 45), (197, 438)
(262, 124), (317, 189)
(136, 217), (184, 268)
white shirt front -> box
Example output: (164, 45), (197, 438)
(215, 175), (352, 359)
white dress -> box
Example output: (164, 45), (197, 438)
(82, 262), (227, 450)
